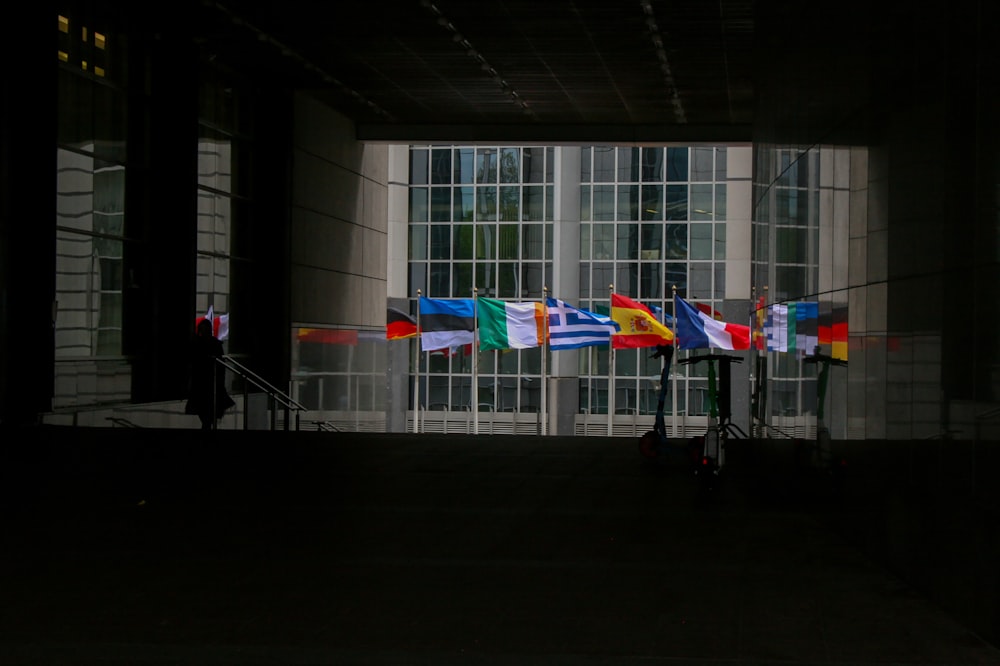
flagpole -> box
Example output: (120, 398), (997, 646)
(671, 284), (679, 438)
(541, 286), (549, 436)
(608, 283), (614, 437)
(415, 289), (422, 434)
(749, 286), (756, 439)
(472, 286), (479, 435)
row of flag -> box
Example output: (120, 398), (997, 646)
(387, 294), (754, 354)
(753, 297), (848, 360)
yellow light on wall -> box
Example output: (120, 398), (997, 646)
(58, 15), (69, 33)
(58, 51), (68, 62)
(95, 32), (106, 50)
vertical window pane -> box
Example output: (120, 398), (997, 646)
(641, 147), (664, 182)
(452, 262), (472, 296)
(500, 147), (520, 183)
(641, 184), (663, 220)
(580, 185), (591, 221)
(454, 186), (474, 221)
(476, 148), (497, 183)
(430, 224), (450, 260)
(617, 184), (639, 221)
(690, 223), (713, 260)
(522, 224), (544, 259)
(691, 147), (714, 181)
(689, 264), (712, 298)
(430, 186), (451, 221)
(524, 147), (546, 183)
(640, 223), (662, 257)
(523, 185), (544, 220)
(410, 148), (428, 184)
(593, 146), (615, 181)
(498, 224), (519, 260)
(499, 185), (520, 221)
(666, 184), (687, 220)
(476, 186), (497, 221)
(408, 224), (427, 260)
(593, 185), (615, 221)
(715, 183), (727, 221)
(666, 147), (688, 182)
(431, 148), (452, 184)
(691, 184), (713, 220)
(453, 224), (473, 260)
(409, 187), (428, 222)
(476, 224), (495, 260)
(665, 223), (687, 259)
(616, 223), (638, 260)
(593, 224), (614, 259)
(579, 223), (591, 260)
(454, 148), (475, 183)
(617, 147), (639, 181)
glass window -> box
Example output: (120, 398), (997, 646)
(580, 185), (591, 221)
(714, 223), (726, 260)
(690, 223), (713, 260)
(578, 262), (591, 297)
(521, 262), (544, 297)
(691, 147), (714, 181)
(640, 263), (662, 299)
(408, 262), (426, 295)
(715, 183), (727, 221)
(524, 147), (546, 183)
(715, 147), (728, 180)
(593, 223), (614, 259)
(591, 263), (615, 296)
(454, 186), (474, 221)
(776, 227), (807, 262)
(641, 184), (663, 220)
(593, 146), (615, 182)
(579, 224), (591, 260)
(666, 185), (687, 220)
(476, 186), (497, 221)
(523, 186), (544, 220)
(580, 147), (592, 182)
(476, 224), (496, 260)
(410, 148), (428, 184)
(615, 263), (637, 296)
(498, 224), (519, 260)
(409, 224), (427, 260)
(666, 147), (688, 182)
(497, 262), (519, 297)
(640, 223), (662, 257)
(641, 147), (664, 182)
(665, 223), (687, 259)
(454, 148), (475, 183)
(453, 225), (473, 260)
(430, 224), (450, 259)
(616, 223), (638, 260)
(593, 185), (615, 221)
(429, 262), (450, 296)
(617, 185), (639, 221)
(430, 187), (451, 221)
(476, 148), (497, 183)
(499, 185), (520, 221)
(431, 148), (452, 184)
(617, 147), (639, 182)
(690, 184), (713, 220)
(409, 187), (428, 222)
(714, 263), (725, 299)
(475, 262), (496, 295)
(500, 147), (520, 183)
(522, 224), (544, 259)
(689, 263), (712, 298)
(452, 263), (472, 296)
(665, 262), (687, 294)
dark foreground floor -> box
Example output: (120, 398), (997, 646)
(1, 427), (998, 665)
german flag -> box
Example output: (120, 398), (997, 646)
(386, 307), (418, 340)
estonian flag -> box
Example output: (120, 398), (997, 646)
(418, 297), (476, 351)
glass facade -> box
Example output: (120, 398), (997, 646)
(401, 144), (746, 430)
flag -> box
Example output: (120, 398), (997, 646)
(796, 301), (819, 356)
(674, 295), (751, 350)
(196, 305), (229, 340)
(610, 293), (674, 349)
(819, 303), (848, 361)
(545, 297), (619, 350)
(386, 306), (417, 340)
(752, 295), (767, 350)
(297, 328), (358, 345)
(419, 297), (475, 351)
(477, 297), (546, 351)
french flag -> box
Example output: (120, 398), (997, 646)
(675, 295), (750, 351)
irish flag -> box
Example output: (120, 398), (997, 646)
(477, 297), (546, 351)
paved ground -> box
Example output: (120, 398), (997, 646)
(1, 427), (998, 665)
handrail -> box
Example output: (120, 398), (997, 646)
(215, 355), (307, 431)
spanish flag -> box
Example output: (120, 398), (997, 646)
(386, 307), (418, 340)
(610, 293), (674, 349)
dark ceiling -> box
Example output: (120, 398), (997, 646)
(199, 0), (757, 144)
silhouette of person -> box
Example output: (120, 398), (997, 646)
(185, 318), (235, 429)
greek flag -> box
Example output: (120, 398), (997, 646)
(545, 297), (619, 350)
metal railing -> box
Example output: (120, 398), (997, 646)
(217, 355), (307, 431)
